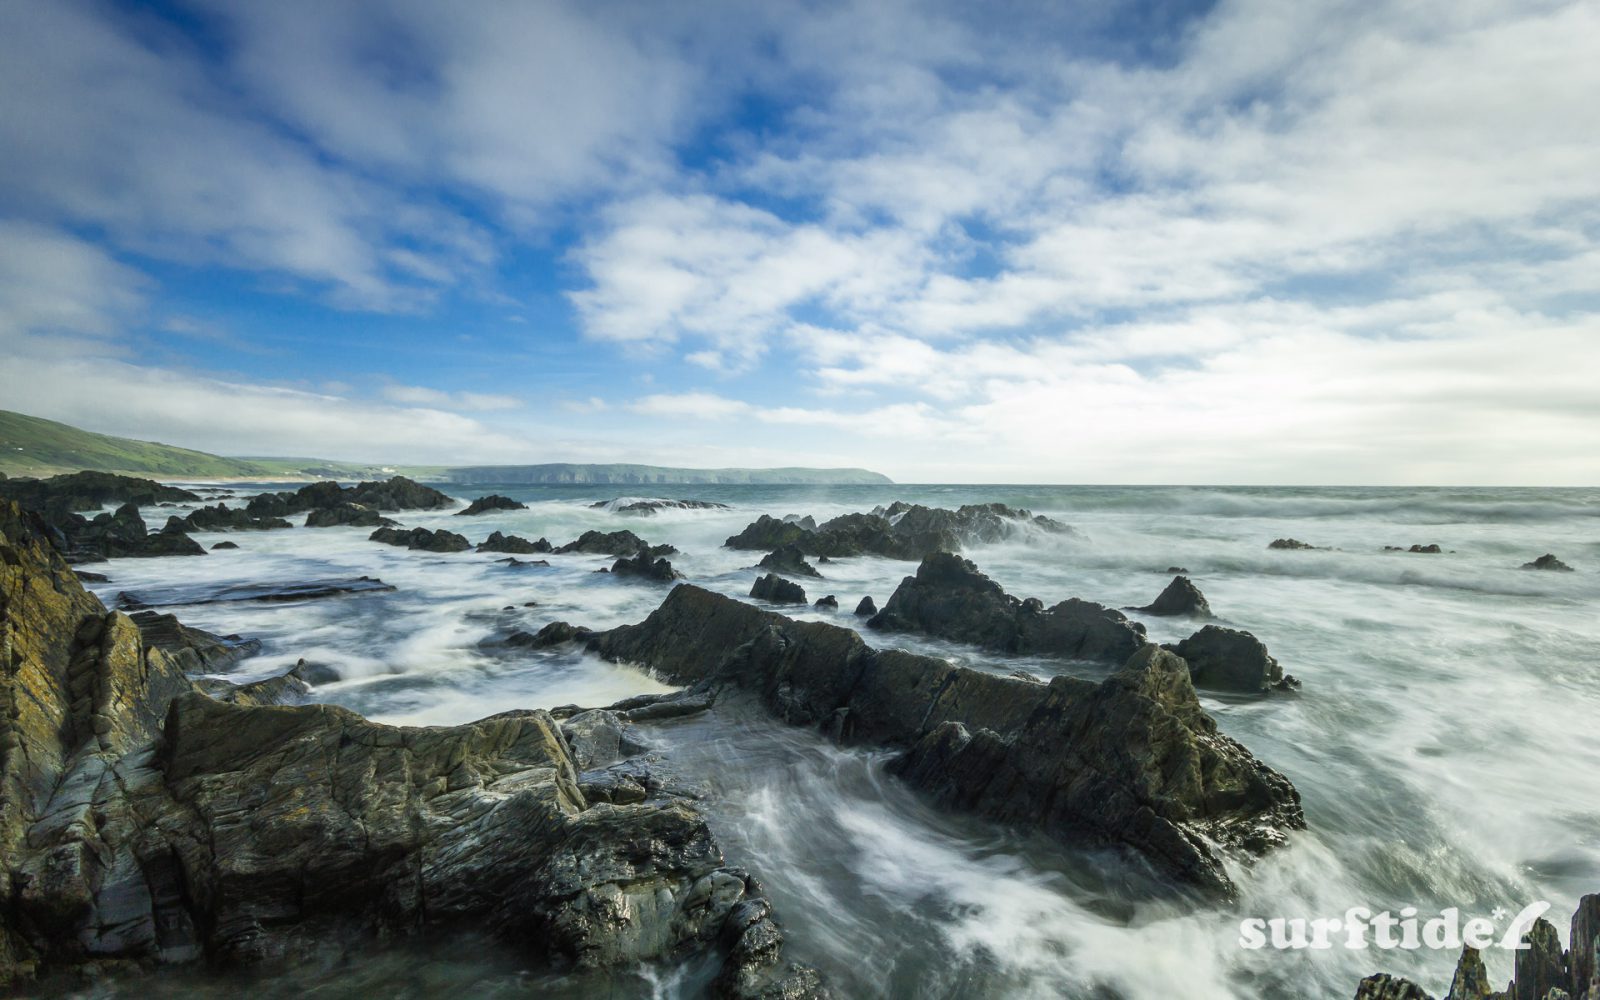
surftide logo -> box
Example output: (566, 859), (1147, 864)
(1239, 902), (1552, 951)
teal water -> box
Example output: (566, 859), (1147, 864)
(77, 484), (1600, 998)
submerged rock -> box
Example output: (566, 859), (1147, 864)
(456, 494), (527, 516)
(751, 573), (807, 605)
(167, 503), (292, 532)
(590, 498), (731, 514)
(304, 502), (396, 528)
(758, 542), (823, 578)
(854, 595), (877, 616)
(127, 611), (262, 672)
(1522, 553), (1574, 572)
(590, 585), (1303, 898)
(368, 525), (472, 553)
(0, 499), (822, 996)
(478, 530), (553, 554)
(1133, 575), (1213, 617)
(115, 576), (395, 609)
(555, 529), (675, 558)
(1268, 538), (1324, 550)
(814, 595), (838, 610)
(868, 552), (1147, 664)
(210, 540), (238, 550)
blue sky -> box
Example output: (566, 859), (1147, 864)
(1, 0), (1597, 483)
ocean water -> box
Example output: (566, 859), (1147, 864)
(75, 484), (1600, 999)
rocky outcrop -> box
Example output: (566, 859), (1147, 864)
(210, 541), (238, 550)
(758, 543), (822, 579)
(59, 503), (208, 562)
(1164, 625), (1297, 693)
(590, 498), (731, 514)
(555, 529), (676, 558)
(456, 494), (527, 516)
(1523, 554), (1575, 572)
(867, 553), (1147, 664)
(814, 595), (838, 610)
(478, 530), (553, 554)
(854, 596), (876, 616)
(166, 503), (292, 533)
(0, 499), (822, 996)
(606, 550), (683, 583)
(247, 477), (453, 517)
(115, 577), (395, 609)
(127, 611), (262, 672)
(725, 502), (1071, 560)
(750, 574), (807, 605)
(1352, 897), (1600, 1000)
(368, 526), (472, 553)
(1268, 538), (1323, 550)
(303, 502), (397, 528)
(0, 471), (198, 513)
(589, 585), (1304, 897)
(1133, 575), (1213, 617)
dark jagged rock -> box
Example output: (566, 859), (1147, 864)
(590, 498), (731, 514)
(555, 529), (675, 558)
(854, 595), (877, 616)
(116, 577), (395, 609)
(0, 470), (198, 513)
(0, 499), (822, 996)
(500, 622), (595, 649)
(1164, 625), (1297, 693)
(607, 549), (683, 583)
(368, 525), (472, 553)
(1410, 543), (1443, 554)
(210, 541), (238, 550)
(1268, 538), (1323, 550)
(74, 570), (110, 582)
(478, 530), (553, 554)
(784, 514), (818, 530)
(868, 552), (1147, 664)
(304, 502), (397, 528)
(127, 611), (262, 672)
(1355, 894), (1600, 1000)
(1166, 566), (1190, 574)
(456, 494), (528, 516)
(814, 595), (838, 610)
(751, 573), (807, 605)
(246, 476), (453, 517)
(195, 667), (313, 707)
(1133, 575), (1213, 617)
(37, 503), (207, 563)
(168, 503), (292, 532)
(1522, 554), (1574, 572)
(496, 556), (550, 569)
(288, 658), (343, 686)
(758, 542), (822, 579)
(726, 502), (1070, 561)
(589, 585), (1303, 896)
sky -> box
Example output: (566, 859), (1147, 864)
(0, 0), (1596, 484)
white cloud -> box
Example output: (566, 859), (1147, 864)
(381, 384), (522, 411)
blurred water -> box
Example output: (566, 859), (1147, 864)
(75, 483), (1600, 998)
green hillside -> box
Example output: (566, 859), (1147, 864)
(0, 410), (272, 478)
(447, 463), (893, 485)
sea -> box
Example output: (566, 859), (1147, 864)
(73, 483), (1600, 999)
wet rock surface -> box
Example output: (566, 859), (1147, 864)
(0, 499), (824, 996)
(750, 573), (807, 605)
(127, 611), (263, 672)
(555, 529), (676, 558)
(1522, 553), (1574, 572)
(166, 503), (292, 533)
(590, 498), (731, 514)
(1133, 574), (1213, 617)
(590, 584), (1304, 897)
(724, 502), (1070, 560)
(478, 530), (553, 554)
(606, 549), (684, 583)
(115, 576), (396, 609)
(304, 502), (397, 528)
(456, 494), (528, 516)
(368, 525), (472, 552)
(1164, 625), (1297, 693)
(868, 552), (1148, 664)
(758, 542), (822, 578)
(246, 476), (453, 517)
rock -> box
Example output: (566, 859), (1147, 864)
(195, 669), (313, 707)
(751, 574), (807, 605)
(607, 550), (683, 583)
(456, 494), (527, 516)
(304, 502), (397, 528)
(0, 471), (198, 513)
(478, 530), (553, 554)
(1523, 554), (1574, 572)
(168, 503), (292, 532)
(115, 577), (395, 609)
(1164, 625), (1296, 693)
(783, 514), (818, 530)
(814, 595), (838, 610)
(1572, 895), (1600, 1000)
(45, 503), (208, 562)
(555, 529), (675, 558)
(1268, 538), (1322, 550)
(1446, 946), (1496, 1000)
(1355, 974), (1438, 1000)
(368, 526), (471, 553)
(758, 543), (822, 578)
(246, 476), (452, 517)
(496, 556), (550, 569)
(726, 502), (1070, 560)
(1166, 566), (1190, 574)
(1133, 575), (1213, 617)
(500, 622), (594, 649)
(560, 710), (648, 770)
(589, 585), (1304, 897)
(854, 596), (876, 616)
(74, 570), (110, 582)
(288, 659), (342, 685)
(210, 541), (238, 550)
(868, 552), (1147, 664)
(127, 611), (262, 672)
(1515, 918), (1568, 1000)
(0, 498), (821, 996)
(590, 498), (730, 514)
(1409, 544), (1443, 554)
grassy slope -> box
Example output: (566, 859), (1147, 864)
(0, 410), (273, 478)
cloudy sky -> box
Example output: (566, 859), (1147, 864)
(1, 0), (1596, 484)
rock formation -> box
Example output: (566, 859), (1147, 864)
(1163, 625), (1298, 693)
(165, 503), (292, 532)
(590, 498), (731, 514)
(555, 529), (676, 558)
(0, 499), (822, 996)
(854, 596), (876, 616)
(1268, 538), (1323, 550)
(456, 494), (528, 516)
(304, 502), (397, 528)
(115, 577), (395, 609)
(368, 526), (472, 553)
(1132, 575), (1213, 617)
(757, 543), (822, 578)
(478, 530), (553, 554)
(750, 574), (807, 605)
(813, 595), (838, 610)
(606, 549), (684, 583)
(246, 476), (453, 517)
(725, 502), (1071, 560)
(589, 584), (1304, 898)
(1522, 554), (1575, 572)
